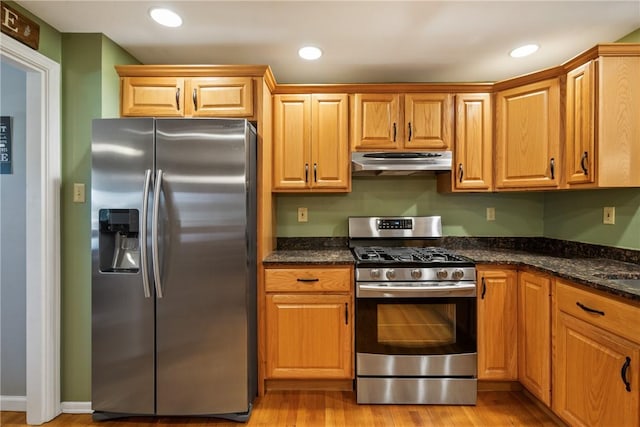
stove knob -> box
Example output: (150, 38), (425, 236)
(411, 269), (422, 279)
(370, 269), (381, 279)
(386, 269), (396, 280)
(436, 269), (448, 280)
(452, 269), (464, 280)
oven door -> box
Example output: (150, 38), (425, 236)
(356, 293), (476, 357)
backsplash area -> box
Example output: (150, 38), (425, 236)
(276, 176), (640, 251)
(276, 176), (545, 237)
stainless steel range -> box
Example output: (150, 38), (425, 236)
(349, 216), (477, 405)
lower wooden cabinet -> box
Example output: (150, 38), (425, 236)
(553, 281), (640, 427)
(266, 294), (352, 379)
(518, 271), (551, 406)
(264, 265), (353, 381)
(476, 267), (518, 380)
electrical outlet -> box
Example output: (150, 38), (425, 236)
(297, 207), (308, 223)
(603, 207), (615, 225)
(486, 207), (496, 221)
(73, 183), (85, 203)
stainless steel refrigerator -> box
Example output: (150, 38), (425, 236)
(90, 118), (257, 421)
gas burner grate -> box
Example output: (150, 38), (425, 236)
(353, 246), (471, 264)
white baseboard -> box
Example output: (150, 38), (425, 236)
(61, 401), (93, 414)
(1, 395), (27, 412)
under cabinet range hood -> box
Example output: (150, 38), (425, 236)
(351, 151), (452, 176)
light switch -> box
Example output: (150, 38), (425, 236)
(73, 183), (85, 203)
(603, 207), (615, 225)
(298, 207), (308, 222)
(486, 207), (496, 221)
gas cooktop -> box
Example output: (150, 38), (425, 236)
(352, 246), (473, 265)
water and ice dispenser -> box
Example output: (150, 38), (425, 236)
(98, 209), (140, 272)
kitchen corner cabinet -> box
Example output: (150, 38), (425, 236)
(265, 266), (353, 379)
(517, 271), (551, 406)
(351, 93), (453, 151)
(476, 267), (518, 380)
(565, 56), (640, 188)
(272, 94), (350, 192)
(440, 93), (493, 192)
(495, 78), (560, 190)
(553, 280), (640, 426)
(120, 76), (254, 118)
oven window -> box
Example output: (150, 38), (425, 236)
(357, 298), (476, 356)
(377, 303), (455, 347)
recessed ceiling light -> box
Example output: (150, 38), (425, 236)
(298, 46), (322, 60)
(149, 8), (182, 28)
(510, 44), (539, 58)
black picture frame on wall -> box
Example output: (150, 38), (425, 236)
(0, 116), (12, 174)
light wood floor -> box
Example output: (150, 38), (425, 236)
(1, 390), (561, 426)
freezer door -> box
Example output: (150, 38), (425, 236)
(154, 118), (254, 415)
(91, 118), (155, 414)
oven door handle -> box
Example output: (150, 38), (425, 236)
(356, 282), (476, 298)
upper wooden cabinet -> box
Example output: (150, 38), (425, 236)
(495, 78), (561, 190)
(565, 55), (640, 188)
(121, 77), (185, 117)
(476, 267), (518, 380)
(438, 93), (492, 192)
(351, 93), (453, 151)
(120, 75), (254, 118)
(186, 77), (253, 117)
(272, 94), (350, 192)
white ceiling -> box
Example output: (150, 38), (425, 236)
(16, 1), (640, 84)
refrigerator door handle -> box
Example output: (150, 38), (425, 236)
(152, 169), (164, 299)
(140, 169), (152, 298)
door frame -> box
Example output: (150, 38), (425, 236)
(0, 34), (61, 424)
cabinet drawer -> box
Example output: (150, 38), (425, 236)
(265, 267), (352, 292)
(556, 280), (640, 343)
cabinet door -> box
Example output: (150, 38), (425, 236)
(518, 272), (551, 406)
(477, 268), (518, 380)
(186, 77), (253, 117)
(272, 94), (311, 190)
(266, 294), (352, 379)
(311, 94), (350, 190)
(554, 311), (640, 427)
(453, 93), (492, 191)
(351, 93), (401, 149)
(121, 77), (184, 117)
(565, 61), (595, 186)
(404, 93), (453, 150)
(495, 78), (560, 189)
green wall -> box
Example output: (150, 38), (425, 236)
(277, 176), (544, 237)
(544, 189), (640, 250)
(60, 34), (139, 401)
(617, 28), (640, 43)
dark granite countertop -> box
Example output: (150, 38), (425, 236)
(264, 237), (640, 302)
(455, 249), (640, 302)
(263, 249), (354, 265)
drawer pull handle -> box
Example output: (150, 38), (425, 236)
(481, 277), (486, 299)
(621, 356), (632, 392)
(296, 278), (319, 283)
(576, 301), (605, 316)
